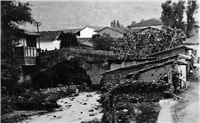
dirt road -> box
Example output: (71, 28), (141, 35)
(175, 75), (199, 123)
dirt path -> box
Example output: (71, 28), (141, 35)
(22, 92), (103, 123)
(175, 76), (199, 123)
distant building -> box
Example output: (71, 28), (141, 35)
(147, 45), (193, 58)
(125, 59), (188, 86)
(75, 26), (103, 39)
(127, 18), (163, 30)
(101, 54), (191, 89)
(39, 30), (62, 51)
(96, 27), (131, 38)
(108, 57), (156, 70)
(183, 34), (199, 63)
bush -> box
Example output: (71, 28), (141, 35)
(1, 95), (15, 115)
(100, 80), (172, 123)
(14, 86), (76, 110)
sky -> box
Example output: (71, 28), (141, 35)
(19, 0), (199, 32)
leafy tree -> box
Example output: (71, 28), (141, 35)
(117, 20), (120, 27)
(113, 20), (116, 27)
(1, 1), (34, 59)
(58, 32), (79, 48)
(161, 0), (185, 31)
(186, 0), (198, 37)
(111, 19), (123, 27)
(111, 26), (186, 58)
(131, 21), (136, 25)
(1, 0), (35, 95)
(92, 34), (114, 51)
(161, 0), (198, 37)
(111, 21), (113, 27)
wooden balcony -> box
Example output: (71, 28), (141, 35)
(15, 46), (38, 66)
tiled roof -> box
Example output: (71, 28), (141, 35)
(147, 45), (193, 57)
(131, 27), (160, 33)
(101, 54), (180, 75)
(97, 27), (131, 34)
(87, 26), (104, 31)
(127, 18), (163, 28)
(63, 28), (82, 34)
(40, 31), (61, 42)
(183, 35), (199, 44)
(126, 59), (187, 78)
(24, 30), (41, 36)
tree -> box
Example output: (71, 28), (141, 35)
(117, 20), (120, 27)
(161, 0), (198, 37)
(161, 0), (185, 31)
(113, 20), (116, 27)
(111, 21), (113, 27)
(59, 32), (79, 48)
(1, 0), (35, 95)
(186, 0), (198, 37)
(131, 21), (136, 25)
(92, 34), (114, 51)
(1, 1), (34, 59)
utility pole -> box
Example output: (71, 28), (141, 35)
(33, 21), (42, 49)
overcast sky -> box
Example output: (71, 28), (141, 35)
(19, 0), (199, 32)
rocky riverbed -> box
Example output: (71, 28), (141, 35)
(22, 92), (103, 123)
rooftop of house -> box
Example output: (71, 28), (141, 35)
(97, 27), (132, 34)
(24, 30), (41, 36)
(62, 28), (82, 34)
(183, 35), (199, 45)
(127, 18), (163, 28)
(125, 59), (187, 79)
(85, 26), (104, 31)
(147, 45), (194, 57)
(102, 54), (182, 75)
(108, 56), (157, 63)
(39, 30), (61, 42)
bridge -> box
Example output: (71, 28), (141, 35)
(33, 48), (112, 88)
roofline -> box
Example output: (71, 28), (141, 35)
(77, 26), (103, 33)
(24, 30), (41, 36)
(101, 54), (180, 75)
(129, 23), (163, 28)
(108, 57), (157, 62)
(97, 27), (126, 34)
(125, 60), (187, 78)
(148, 45), (194, 57)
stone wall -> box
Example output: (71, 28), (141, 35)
(37, 48), (112, 85)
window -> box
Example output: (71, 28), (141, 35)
(26, 36), (36, 47)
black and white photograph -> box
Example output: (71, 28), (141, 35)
(1, 0), (199, 123)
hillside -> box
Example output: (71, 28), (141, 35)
(20, 1), (164, 31)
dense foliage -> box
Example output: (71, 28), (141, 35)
(1, 0), (34, 59)
(100, 79), (172, 123)
(1, 86), (76, 115)
(1, 0), (35, 97)
(92, 34), (115, 51)
(186, 0), (199, 37)
(59, 32), (79, 48)
(161, 0), (198, 37)
(111, 26), (186, 58)
(161, 0), (185, 31)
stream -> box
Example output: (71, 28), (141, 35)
(22, 92), (103, 123)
